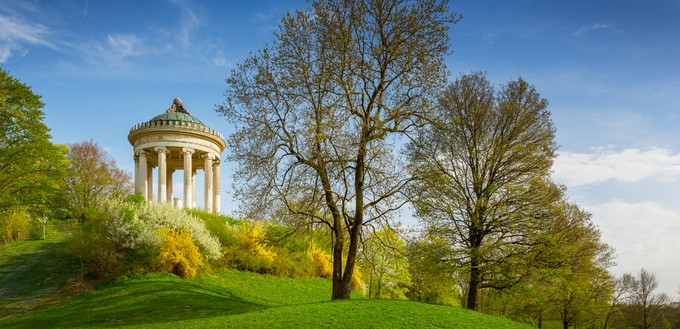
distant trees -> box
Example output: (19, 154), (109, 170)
(220, 0), (458, 299)
(62, 139), (133, 220)
(626, 268), (671, 329)
(0, 68), (68, 242)
(407, 72), (560, 310)
(358, 227), (411, 299)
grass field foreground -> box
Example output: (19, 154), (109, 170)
(1, 223), (530, 328)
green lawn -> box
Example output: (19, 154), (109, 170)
(0, 223), (81, 318)
(0, 225), (530, 328)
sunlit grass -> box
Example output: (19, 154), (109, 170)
(2, 269), (529, 328)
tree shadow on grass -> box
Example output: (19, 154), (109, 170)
(2, 275), (268, 328)
(0, 241), (81, 318)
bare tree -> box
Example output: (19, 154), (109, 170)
(219, 0), (458, 299)
(627, 268), (670, 329)
(604, 273), (634, 329)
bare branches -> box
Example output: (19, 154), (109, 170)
(220, 0), (455, 300)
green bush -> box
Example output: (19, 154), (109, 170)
(66, 201), (222, 279)
(0, 207), (33, 244)
(185, 208), (239, 246)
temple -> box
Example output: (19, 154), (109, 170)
(127, 98), (225, 213)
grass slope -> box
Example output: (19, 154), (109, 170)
(1, 225), (530, 328)
(2, 269), (529, 328)
(0, 224), (81, 318)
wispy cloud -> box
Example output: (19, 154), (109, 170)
(553, 147), (680, 187)
(168, 0), (200, 48)
(573, 23), (615, 37)
(0, 15), (53, 62)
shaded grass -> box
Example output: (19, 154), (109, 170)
(0, 223), (81, 318)
(2, 269), (529, 329)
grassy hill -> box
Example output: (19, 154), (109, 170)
(0, 225), (530, 329)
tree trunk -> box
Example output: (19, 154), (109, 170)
(331, 135), (367, 300)
(331, 226), (350, 299)
(563, 319), (569, 329)
(467, 242), (481, 310)
(467, 265), (481, 310)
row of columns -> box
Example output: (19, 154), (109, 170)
(134, 147), (221, 214)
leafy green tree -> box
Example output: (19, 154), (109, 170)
(219, 0), (458, 299)
(497, 204), (615, 329)
(407, 72), (559, 310)
(406, 233), (463, 306)
(62, 139), (133, 220)
(359, 227), (411, 299)
(0, 68), (68, 219)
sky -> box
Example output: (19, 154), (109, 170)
(1, 0), (679, 297)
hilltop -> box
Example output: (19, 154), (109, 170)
(0, 226), (529, 328)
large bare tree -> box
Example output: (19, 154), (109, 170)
(407, 72), (559, 310)
(627, 268), (670, 329)
(219, 0), (457, 299)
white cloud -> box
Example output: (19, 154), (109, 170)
(554, 147), (680, 187)
(0, 15), (53, 62)
(103, 34), (143, 59)
(168, 0), (200, 48)
(586, 201), (680, 296)
(573, 23), (615, 37)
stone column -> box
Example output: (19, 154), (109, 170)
(167, 169), (174, 205)
(192, 170), (197, 209)
(182, 148), (194, 209)
(155, 147), (168, 203)
(213, 160), (220, 214)
(147, 163), (154, 201)
(202, 154), (214, 212)
(137, 150), (148, 200)
(134, 154), (139, 194)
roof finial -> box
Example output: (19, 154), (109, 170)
(166, 97), (191, 115)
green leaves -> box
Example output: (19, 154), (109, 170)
(0, 68), (68, 215)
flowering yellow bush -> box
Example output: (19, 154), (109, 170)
(158, 227), (204, 278)
(306, 244), (333, 278)
(235, 222), (276, 262)
(306, 243), (363, 292)
(351, 265), (363, 291)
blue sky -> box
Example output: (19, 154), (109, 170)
(2, 0), (679, 296)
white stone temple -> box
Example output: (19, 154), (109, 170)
(128, 98), (225, 214)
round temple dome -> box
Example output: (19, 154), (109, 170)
(127, 98), (225, 214)
(149, 112), (205, 125)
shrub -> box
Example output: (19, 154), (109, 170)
(158, 227), (204, 278)
(135, 202), (222, 260)
(232, 221), (276, 262)
(306, 243), (333, 278)
(306, 243), (363, 291)
(66, 201), (222, 279)
(186, 208), (239, 247)
(0, 207), (32, 244)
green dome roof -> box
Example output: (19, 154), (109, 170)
(149, 112), (204, 125)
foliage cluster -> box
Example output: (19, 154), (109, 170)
(158, 227), (204, 278)
(0, 68), (68, 244)
(0, 207), (32, 244)
(60, 139), (133, 220)
(67, 201), (220, 279)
